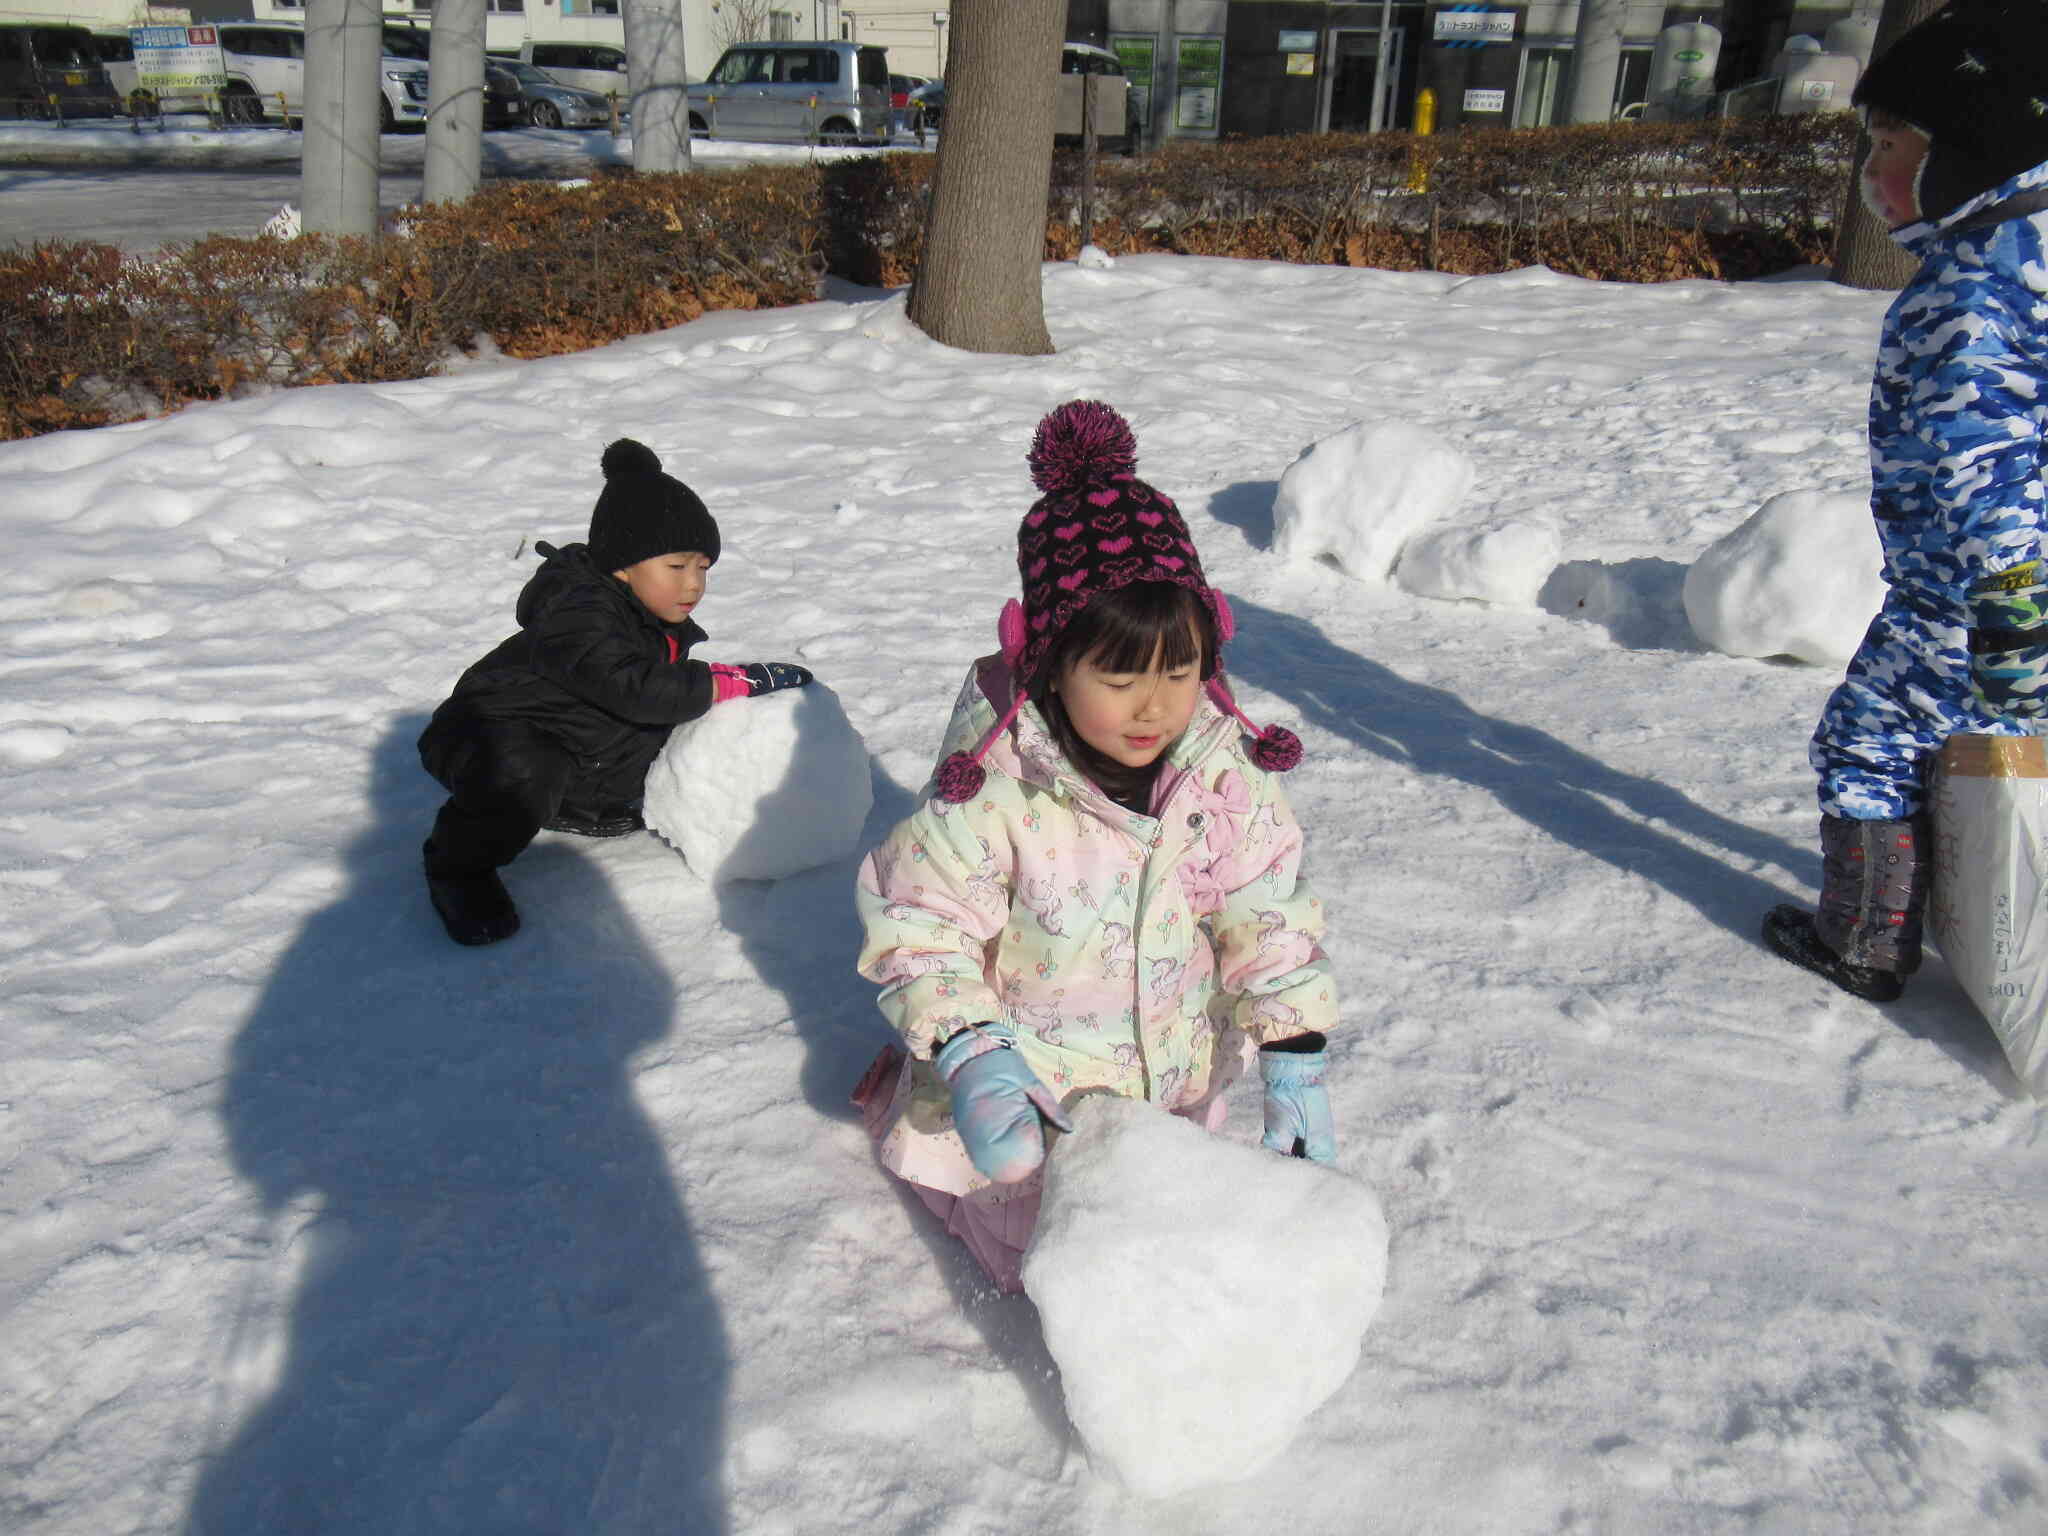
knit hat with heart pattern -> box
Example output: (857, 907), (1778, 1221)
(934, 401), (1302, 803)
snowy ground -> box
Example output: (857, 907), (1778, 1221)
(4, 242), (2046, 1535)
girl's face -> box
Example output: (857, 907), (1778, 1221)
(614, 550), (711, 624)
(1860, 115), (1930, 230)
(1051, 630), (1204, 771)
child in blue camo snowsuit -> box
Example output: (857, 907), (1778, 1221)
(1767, 1), (2048, 1002)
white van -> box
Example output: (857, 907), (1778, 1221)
(686, 40), (891, 146)
(214, 19), (431, 131)
(518, 40), (627, 102)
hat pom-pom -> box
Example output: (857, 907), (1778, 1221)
(1251, 725), (1303, 774)
(601, 438), (663, 480)
(1028, 401), (1138, 493)
(934, 751), (986, 804)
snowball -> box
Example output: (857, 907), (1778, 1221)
(1682, 490), (1885, 665)
(1022, 1096), (1388, 1498)
(642, 683), (872, 882)
(1396, 517), (1561, 607)
(1077, 244), (1115, 270)
(1273, 420), (1474, 583)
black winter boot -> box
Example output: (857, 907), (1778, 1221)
(427, 869), (521, 946)
(1764, 814), (1928, 1002)
(1763, 905), (1906, 1002)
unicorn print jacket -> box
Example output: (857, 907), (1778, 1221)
(855, 655), (1336, 1197)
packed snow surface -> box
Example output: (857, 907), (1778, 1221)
(1271, 417), (1475, 582)
(1023, 1096), (1388, 1498)
(1683, 489), (1889, 664)
(642, 683), (872, 883)
(4, 231), (2047, 1536)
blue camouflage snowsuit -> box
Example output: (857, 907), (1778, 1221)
(1812, 156), (2048, 820)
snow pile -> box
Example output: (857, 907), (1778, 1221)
(1396, 516), (1562, 607)
(1682, 489), (1886, 665)
(1272, 419), (1474, 582)
(1022, 1096), (1388, 1499)
(642, 684), (872, 882)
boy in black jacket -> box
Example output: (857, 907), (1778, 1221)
(418, 439), (811, 945)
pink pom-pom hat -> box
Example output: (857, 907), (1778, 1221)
(935, 401), (1302, 802)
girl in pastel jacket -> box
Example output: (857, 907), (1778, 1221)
(852, 401), (1338, 1292)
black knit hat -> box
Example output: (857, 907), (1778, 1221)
(587, 439), (719, 573)
(1852, 1), (2048, 222)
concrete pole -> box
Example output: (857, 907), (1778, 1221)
(1566, 0), (1626, 123)
(424, 0), (486, 206)
(302, 0), (382, 237)
(624, 0), (692, 173)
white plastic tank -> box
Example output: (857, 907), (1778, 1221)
(1648, 22), (1722, 104)
(1777, 49), (1859, 114)
(1824, 16), (1880, 74)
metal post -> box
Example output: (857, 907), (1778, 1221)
(1080, 71), (1096, 252)
(1373, 0), (1393, 132)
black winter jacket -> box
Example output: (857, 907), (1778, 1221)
(419, 541), (715, 805)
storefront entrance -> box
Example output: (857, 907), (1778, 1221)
(1322, 27), (1403, 132)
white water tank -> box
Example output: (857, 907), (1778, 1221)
(1824, 16), (1880, 74)
(1649, 22), (1722, 104)
(1777, 49), (1859, 114)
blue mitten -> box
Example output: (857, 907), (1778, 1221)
(1259, 1035), (1336, 1164)
(1969, 562), (2048, 719)
(935, 1023), (1073, 1184)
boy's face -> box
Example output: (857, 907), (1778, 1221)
(614, 551), (711, 624)
(1051, 629), (1204, 771)
(1860, 114), (1931, 230)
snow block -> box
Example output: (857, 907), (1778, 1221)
(642, 683), (872, 882)
(1273, 419), (1474, 583)
(1397, 517), (1561, 607)
(1682, 490), (1886, 666)
(1022, 1095), (1388, 1498)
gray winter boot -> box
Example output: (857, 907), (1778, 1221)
(1763, 814), (1928, 1002)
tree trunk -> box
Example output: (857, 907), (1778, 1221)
(301, 0), (382, 238)
(907, 0), (1063, 355)
(624, 0), (692, 174)
(1566, 0), (1625, 124)
(424, 0), (486, 206)
(1830, 0), (1947, 290)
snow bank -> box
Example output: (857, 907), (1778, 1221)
(1682, 489), (1885, 665)
(1272, 419), (1474, 583)
(1396, 517), (1562, 607)
(1022, 1096), (1388, 1499)
(642, 684), (872, 882)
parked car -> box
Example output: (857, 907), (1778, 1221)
(889, 70), (928, 134)
(212, 20), (431, 131)
(906, 77), (944, 129)
(482, 63), (524, 130)
(1057, 42), (1138, 154)
(0, 23), (123, 119)
(516, 40), (627, 101)
(90, 30), (139, 105)
(492, 57), (613, 130)
(686, 40), (891, 146)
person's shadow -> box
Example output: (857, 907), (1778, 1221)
(187, 715), (728, 1536)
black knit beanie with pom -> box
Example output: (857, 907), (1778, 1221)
(586, 439), (719, 573)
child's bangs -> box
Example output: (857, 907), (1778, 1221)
(1070, 581), (1213, 677)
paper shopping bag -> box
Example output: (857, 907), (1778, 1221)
(1926, 734), (2048, 1096)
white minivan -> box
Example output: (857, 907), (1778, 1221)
(686, 40), (891, 146)
(214, 19), (432, 131)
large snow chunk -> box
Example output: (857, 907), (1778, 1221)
(1022, 1096), (1388, 1498)
(1397, 517), (1561, 607)
(642, 684), (872, 882)
(1682, 490), (1885, 665)
(1273, 419), (1474, 582)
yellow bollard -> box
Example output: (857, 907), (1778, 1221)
(1406, 87), (1437, 193)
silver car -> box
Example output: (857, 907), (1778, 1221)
(686, 41), (891, 146)
(492, 58), (613, 130)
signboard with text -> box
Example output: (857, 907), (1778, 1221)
(1110, 34), (1156, 130)
(1174, 36), (1223, 133)
(132, 25), (225, 93)
(1431, 10), (1516, 44)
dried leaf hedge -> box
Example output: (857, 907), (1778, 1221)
(2, 117), (1854, 441)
